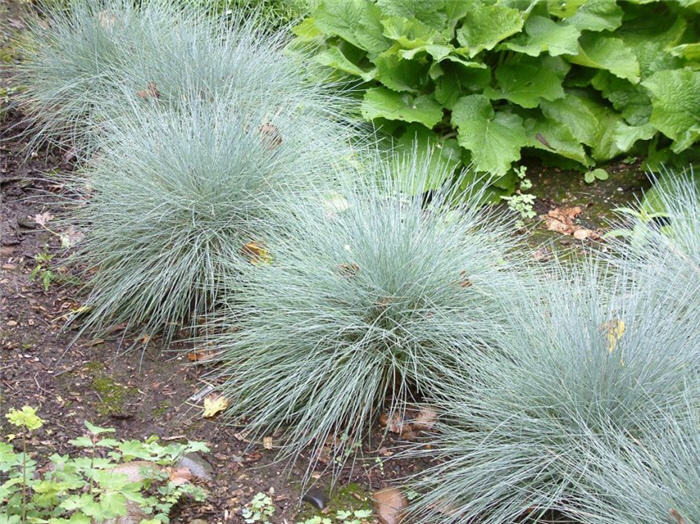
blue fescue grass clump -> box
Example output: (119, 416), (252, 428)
(606, 168), (698, 303)
(67, 92), (354, 345)
(206, 156), (527, 474)
(405, 259), (699, 523)
(12, 0), (347, 154)
(567, 405), (699, 524)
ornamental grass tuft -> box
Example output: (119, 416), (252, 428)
(405, 258), (698, 523)
(206, 155), (527, 475)
(12, 0), (347, 155)
(67, 92), (354, 346)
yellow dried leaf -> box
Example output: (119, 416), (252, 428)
(601, 319), (625, 353)
(263, 436), (273, 450)
(202, 394), (229, 418)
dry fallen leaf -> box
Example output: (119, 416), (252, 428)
(241, 241), (271, 265)
(373, 487), (407, 524)
(258, 122), (282, 149)
(379, 412), (406, 434)
(202, 394), (229, 418)
(187, 349), (217, 362)
(600, 319), (626, 353)
(670, 509), (686, 524)
(262, 436), (273, 450)
(33, 212), (54, 227)
(60, 226), (84, 248)
(136, 82), (161, 100)
(413, 406), (438, 431)
(337, 263), (359, 277)
(543, 206), (601, 240)
(458, 270), (472, 287)
(165, 466), (193, 486)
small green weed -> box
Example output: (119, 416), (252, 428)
(501, 166), (536, 228)
(1, 406), (208, 523)
(29, 251), (55, 291)
(241, 492), (275, 523)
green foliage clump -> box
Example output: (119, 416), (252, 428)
(404, 255), (698, 522)
(68, 92), (354, 345)
(1, 407), (208, 522)
(13, 0), (347, 155)
(295, 0), (699, 191)
(207, 155), (527, 475)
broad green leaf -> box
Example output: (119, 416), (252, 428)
(451, 95), (528, 175)
(643, 69), (700, 152)
(670, 43), (700, 61)
(373, 52), (426, 92)
(292, 18), (322, 42)
(486, 56), (568, 108)
(315, 48), (375, 81)
(376, 0), (448, 31)
(616, 15), (686, 78)
(565, 0), (623, 32)
(435, 65), (491, 108)
(591, 71), (652, 125)
(456, 4), (524, 57)
(399, 44), (453, 61)
(380, 16), (443, 48)
(568, 33), (640, 82)
(314, 0), (390, 56)
(499, 16), (580, 57)
(394, 125), (462, 192)
(547, 0), (588, 17)
(524, 115), (590, 165)
(540, 94), (599, 144)
(100, 492), (129, 518)
(361, 87), (443, 128)
(614, 122), (655, 151)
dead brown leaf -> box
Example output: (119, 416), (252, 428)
(412, 406), (438, 431)
(136, 82), (161, 100)
(165, 466), (193, 486)
(33, 212), (54, 227)
(241, 241), (271, 265)
(543, 206), (600, 240)
(670, 509), (686, 524)
(187, 349), (217, 362)
(373, 487), (407, 524)
(258, 122), (282, 149)
(338, 263), (359, 277)
(262, 436), (273, 450)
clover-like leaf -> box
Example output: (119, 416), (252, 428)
(452, 95), (528, 175)
(361, 87), (443, 128)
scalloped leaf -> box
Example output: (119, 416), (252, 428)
(452, 95), (528, 175)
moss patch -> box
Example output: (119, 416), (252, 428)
(91, 374), (138, 418)
(295, 483), (375, 522)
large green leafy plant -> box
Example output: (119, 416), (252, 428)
(294, 0), (699, 193)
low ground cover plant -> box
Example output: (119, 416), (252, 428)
(67, 92), (354, 346)
(294, 0), (699, 193)
(1, 406), (207, 522)
(404, 258), (698, 523)
(13, 0), (350, 156)
(206, 155), (529, 475)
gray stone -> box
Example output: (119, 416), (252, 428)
(176, 452), (214, 481)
